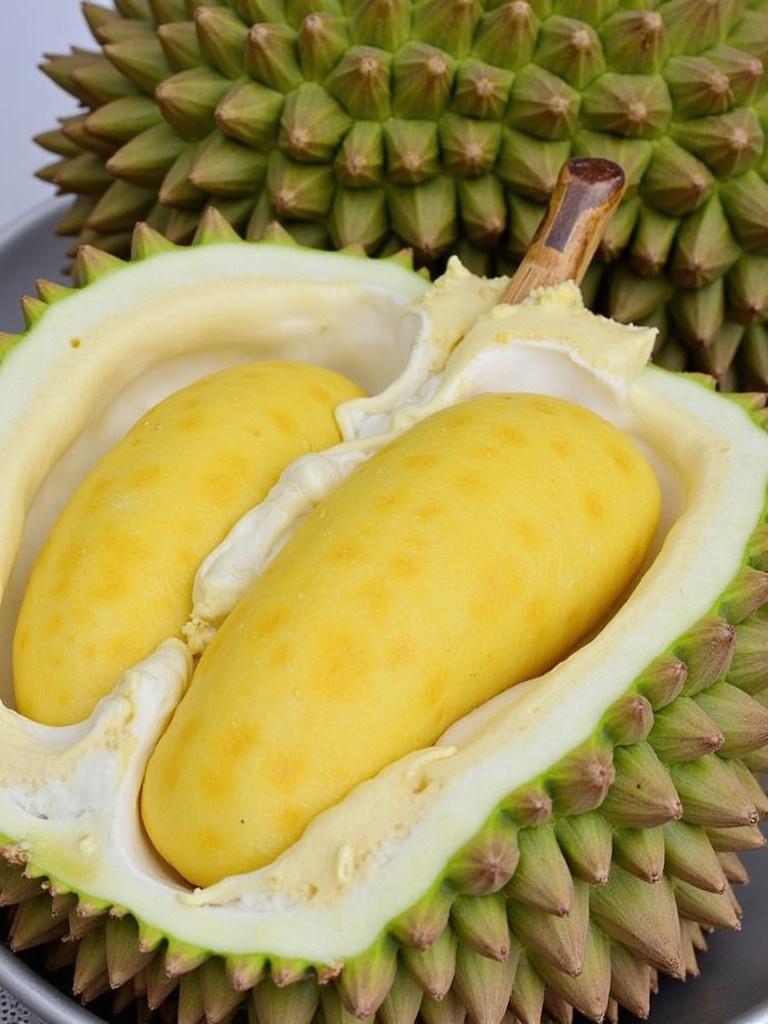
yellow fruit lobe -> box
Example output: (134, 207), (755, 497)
(14, 362), (362, 726)
(142, 394), (661, 886)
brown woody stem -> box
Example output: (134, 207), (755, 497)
(501, 158), (627, 305)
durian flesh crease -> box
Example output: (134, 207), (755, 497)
(0, 251), (766, 970)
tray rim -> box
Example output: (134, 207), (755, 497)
(0, 199), (65, 259)
(0, 945), (103, 1024)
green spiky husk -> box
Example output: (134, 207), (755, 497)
(37, 0), (768, 391)
(2, 242), (767, 1021)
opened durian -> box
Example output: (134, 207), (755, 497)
(37, 0), (768, 388)
(1, 196), (768, 1024)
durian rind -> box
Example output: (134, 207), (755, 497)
(0, 230), (767, 1024)
(36, 0), (768, 389)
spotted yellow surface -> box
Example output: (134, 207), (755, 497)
(142, 394), (661, 886)
(14, 362), (362, 726)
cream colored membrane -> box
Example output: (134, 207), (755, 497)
(0, 246), (427, 707)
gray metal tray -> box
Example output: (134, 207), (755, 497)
(0, 202), (767, 1024)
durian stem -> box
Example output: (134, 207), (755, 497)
(502, 158), (626, 304)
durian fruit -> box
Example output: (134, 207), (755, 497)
(38, 0), (768, 388)
(1, 216), (768, 1024)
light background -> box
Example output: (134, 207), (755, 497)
(0, 2), (92, 229)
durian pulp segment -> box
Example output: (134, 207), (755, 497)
(143, 392), (661, 886)
(0, 255), (766, 965)
(13, 362), (363, 726)
(0, 244), (427, 707)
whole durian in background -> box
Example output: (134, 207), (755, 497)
(39, 0), (768, 389)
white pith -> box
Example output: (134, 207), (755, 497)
(0, 246), (766, 967)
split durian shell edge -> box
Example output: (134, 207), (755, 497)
(0, 214), (767, 1024)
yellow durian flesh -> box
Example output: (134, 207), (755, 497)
(13, 362), (362, 726)
(142, 393), (661, 887)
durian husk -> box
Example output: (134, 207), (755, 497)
(3, 247), (768, 1021)
(2, 220), (768, 1023)
(35, 0), (768, 390)
(4, 608), (767, 1024)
